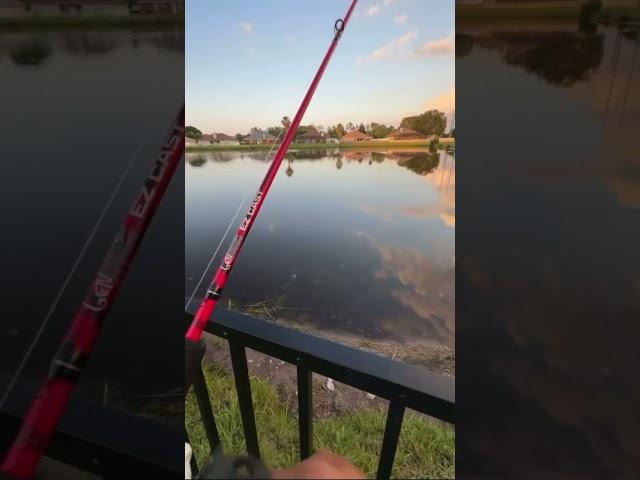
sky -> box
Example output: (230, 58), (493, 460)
(186, 0), (454, 135)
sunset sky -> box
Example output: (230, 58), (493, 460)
(186, 0), (454, 135)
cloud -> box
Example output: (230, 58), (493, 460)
(240, 22), (253, 34)
(357, 29), (419, 64)
(357, 43), (393, 64)
(425, 86), (455, 112)
(367, 4), (381, 16)
(396, 29), (418, 46)
(367, 0), (395, 16)
(395, 13), (407, 24)
(416, 32), (454, 56)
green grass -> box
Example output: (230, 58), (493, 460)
(457, 3), (640, 20)
(186, 140), (431, 152)
(186, 362), (454, 479)
(456, 4), (582, 18)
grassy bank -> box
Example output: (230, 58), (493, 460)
(457, 3), (640, 20)
(186, 140), (434, 152)
(186, 362), (455, 479)
(0, 14), (183, 28)
(456, 4), (581, 19)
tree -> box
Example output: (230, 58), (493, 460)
(335, 123), (346, 138)
(18, 0), (33, 10)
(267, 126), (284, 137)
(400, 110), (446, 136)
(400, 153), (440, 176)
(358, 123), (366, 134)
(185, 126), (202, 139)
(294, 124), (316, 140)
(235, 133), (244, 142)
(345, 122), (355, 132)
(368, 122), (394, 139)
(249, 126), (261, 134)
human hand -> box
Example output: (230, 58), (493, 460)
(271, 451), (365, 479)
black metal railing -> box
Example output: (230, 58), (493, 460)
(185, 307), (455, 480)
(0, 380), (183, 478)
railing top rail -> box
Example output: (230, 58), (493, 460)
(185, 307), (455, 424)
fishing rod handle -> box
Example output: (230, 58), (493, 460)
(1, 380), (73, 479)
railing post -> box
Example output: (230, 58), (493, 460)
(376, 400), (405, 480)
(296, 365), (313, 460)
(192, 363), (221, 453)
(229, 340), (261, 459)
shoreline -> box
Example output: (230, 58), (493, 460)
(186, 140), (453, 152)
(457, 4), (640, 20)
(0, 15), (184, 29)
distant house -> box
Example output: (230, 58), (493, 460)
(187, 133), (239, 146)
(210, 132), (239, 145)
(386, 127), (427, 141)
(79, 1), (130, 16)
(131, 0), (184, 14)
(241, 130), (277, 145)
(297, 130), (324, 144)
(326, 137), (339, 144)
(197, 134), (216, 145)
(0, 1), (28, 17)
(4, 1), (131, 16)
(185, 137), (199, 146)
(341, 131), (372, 143)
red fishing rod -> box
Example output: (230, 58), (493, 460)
(186, 0), (358, 342)
(1, 107), (185, 479)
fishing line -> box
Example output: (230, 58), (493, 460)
(184, 127), (285, 311)
(0, 124), (152, 410)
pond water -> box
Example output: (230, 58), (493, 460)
(0, 26), (184, 406)
(185, 148), (455, 348)
(456, 19), (639, 478)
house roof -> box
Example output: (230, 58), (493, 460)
(0, 1), (27, 7)
(243, 130), (277, 141)
(341, 131), (372, 141)
(23, 0), (129, 5)
(211, 132), (235, 141)
(298, 130), (323, 139)
(136, 0), (185, 4)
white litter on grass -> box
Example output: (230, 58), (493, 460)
(366, 393), (376, 400)
(326, 378), (335, 392)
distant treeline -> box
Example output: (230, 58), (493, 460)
(186, 109), (453, 141)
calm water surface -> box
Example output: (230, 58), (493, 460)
(185, 149), (455, 348)
(457, 20), (639, 478)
